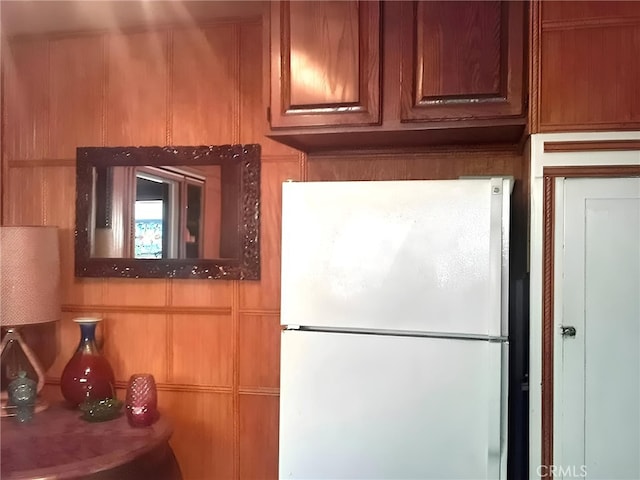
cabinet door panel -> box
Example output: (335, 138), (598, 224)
(400, 1), (524, 122)
(270, 0), (380, 128)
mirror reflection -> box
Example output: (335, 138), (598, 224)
(76, 145), (260, 280)
(92, 165), (225, 260)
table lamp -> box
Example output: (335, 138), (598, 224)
(0, 226), (61, 416)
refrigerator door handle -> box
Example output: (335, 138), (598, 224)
(486, 342), (508, 480)
(488, 178), (506, 338)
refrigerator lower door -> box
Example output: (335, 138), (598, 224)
(279, 330), (507, 480)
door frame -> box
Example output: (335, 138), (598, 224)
(529, 132), (640, 479)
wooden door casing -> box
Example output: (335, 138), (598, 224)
(539, 160), (640, 476)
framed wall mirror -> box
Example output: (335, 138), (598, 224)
(75, 145), (260, 279)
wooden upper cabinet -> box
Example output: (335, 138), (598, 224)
(267, 0), (527, 151)
(270, 0), (381, 128)
(399, 1), (524, 122)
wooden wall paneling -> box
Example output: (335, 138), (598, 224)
(168, 23), (241, 306)
(105, 31), (169, 145)
(170, 314), (234, 387)
(239, 157), (301, 311)
(103, 31), (170, 305)
(171, 24), (238, 145)
(239, 20), (271, 146)
(100, 312), (169, 383)
(238, 314), (281, 389)
(48, 35), (104, 158)
(541, 0), (640, 22)
(0, 30), (3, 219)
(61, 276), (105, 309)
(402, 149), (521, 180)
(102, 278), (168, 306)
(161, 390), (235, 480)
(3, 166), (44, 224)
(21, 321), (59, 377)
(4, 18), (283, 480)
(307, 155), (409, 181)
(239, 394), (279, 480)
(308, 148), (522, 183)
(42, 165), (104, 305)
(538, 3), (640, 130)
(169, 279), (233, 309)
(2, 39), (49, 161)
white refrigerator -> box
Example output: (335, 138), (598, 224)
(279, 178), (511, 480)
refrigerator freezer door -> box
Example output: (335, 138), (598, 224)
(279, 330), (508, 480)
(281, 179), (509, 337)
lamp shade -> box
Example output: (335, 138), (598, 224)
(0, 226), (61, 327)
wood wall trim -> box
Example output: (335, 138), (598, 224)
(0, 32), (4, 225)
(542, 16), (640, 32)
(309, 143), (523, 160)
(232, 280), (240, 480)
(165, 29), (173, 146)
(8, 158), (75, 167)
(47, 378), (281, 396)
(239, 309), (280, 316)
(46, 377), (234, 394)
(544, 140), (640, 153)
(528, 0), (541, 135)
(62, 304), (233, 316)
(232, 24), (240, 145)
(63, 304), (283, 316)
(239, 387), (280, 396)
(544, 165), (640, 178)
(7, 16), (264, 43)
(7, 154), (298, 168)
(541, 122), (640, 132)
(541, 174), (554, 475)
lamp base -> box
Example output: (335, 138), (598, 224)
(0, 397), (49, 417)
(0, 327), (46, 401)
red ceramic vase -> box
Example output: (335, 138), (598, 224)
(60, 318), (115, 407)
(126, 373), (159, 427)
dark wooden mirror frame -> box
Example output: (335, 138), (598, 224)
(75, 144), (260, 280)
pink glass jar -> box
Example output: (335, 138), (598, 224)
(125, 373), (159, 427)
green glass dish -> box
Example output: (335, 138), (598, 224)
(78, 397), (123, 423)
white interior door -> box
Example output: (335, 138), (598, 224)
(555, 177), (640, 480)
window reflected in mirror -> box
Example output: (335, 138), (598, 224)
(92, 166), (214, 260)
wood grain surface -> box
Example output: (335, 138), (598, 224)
(535, 0), (640, 131)
(3, 10), (532, 480)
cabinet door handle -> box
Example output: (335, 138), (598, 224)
(561, 326), (577, 337)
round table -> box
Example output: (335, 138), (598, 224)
(1, 403), (182, 480)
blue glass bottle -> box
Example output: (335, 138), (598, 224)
(60, 318), (115, 407)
